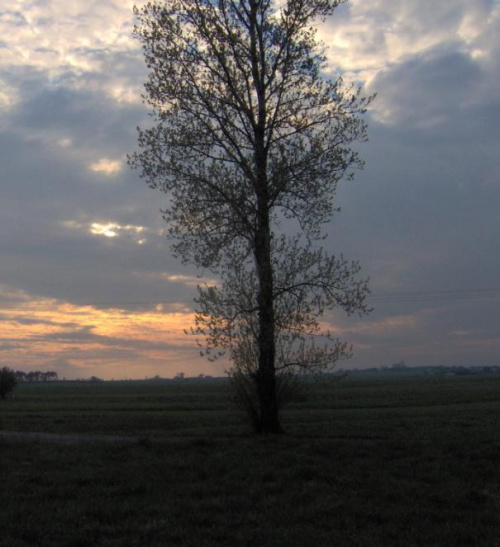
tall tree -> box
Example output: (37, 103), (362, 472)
(130, 0), (372, 433)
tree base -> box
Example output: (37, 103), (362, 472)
(254, 418), (285, 435)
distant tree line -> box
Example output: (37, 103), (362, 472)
(342, 365), (500, 377)
(14, 370), (58, 382)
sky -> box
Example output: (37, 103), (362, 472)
(1, 0), (499, 379)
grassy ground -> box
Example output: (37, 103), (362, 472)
(1, 376), (500, 546)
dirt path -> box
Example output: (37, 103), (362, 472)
(0, 430), (143, 445)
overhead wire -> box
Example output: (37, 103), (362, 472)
(367, 288), (500, 305)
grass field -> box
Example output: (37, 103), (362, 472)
(1, 375), (499, 546)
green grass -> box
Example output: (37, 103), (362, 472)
(1, 376), (500, 546)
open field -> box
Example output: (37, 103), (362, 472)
(1, 375), (500, 546)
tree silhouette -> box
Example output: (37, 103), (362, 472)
(130, 0), (372, 432)
(0, 367), (17, 400)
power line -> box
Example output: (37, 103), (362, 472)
(367, 288), (500, 305)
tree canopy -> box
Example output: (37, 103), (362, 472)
(130, 0), (372, 432)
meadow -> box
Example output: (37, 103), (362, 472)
(1, 375), (499, 546)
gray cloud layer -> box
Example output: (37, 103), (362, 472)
(1, 0), (499, 376)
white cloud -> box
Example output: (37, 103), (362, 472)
(319, 0), (499, 124)
(0, 0), (141, 104)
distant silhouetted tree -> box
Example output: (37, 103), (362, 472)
(89, 376), (104, 383)
(131, 0), (372, 433)
(11, 370), (58, 383)
(0, 367), (17, 400)
(43, 371), (58, 382)
(14, 370), (26, 382)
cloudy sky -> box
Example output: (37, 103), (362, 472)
(1, 0), (499, 379)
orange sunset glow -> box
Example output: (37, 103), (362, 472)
(0, 287), (220, 379)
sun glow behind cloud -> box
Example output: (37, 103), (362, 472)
(63, 220), (147, 244)
(90, 222), (144, 240)
(91, 223), (120, 238)
(89, 158), (123, 175)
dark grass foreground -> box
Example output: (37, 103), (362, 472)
(1, 376), (499, 546)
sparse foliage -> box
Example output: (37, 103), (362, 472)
(0, 367), (17, 400)
(131, 0), (372, 432)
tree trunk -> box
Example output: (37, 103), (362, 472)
(254, 232), (282, 433)
(254, 174), (283, 434)
(251, 9), (282, 433)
